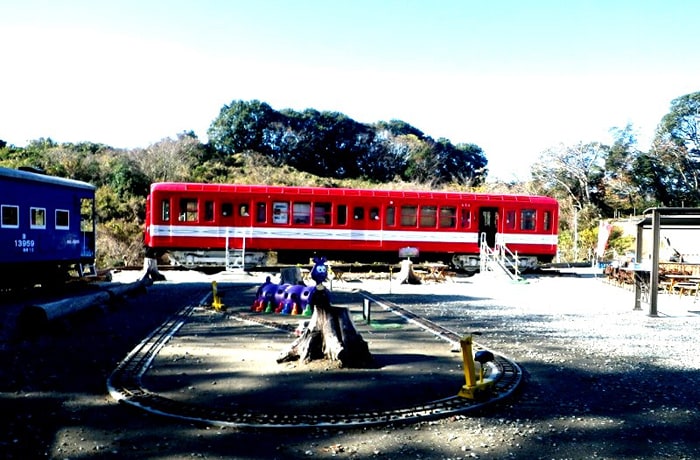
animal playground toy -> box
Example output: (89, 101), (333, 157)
(251, 256), (330, 318)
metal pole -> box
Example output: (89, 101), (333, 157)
(649, 209), (661, 317)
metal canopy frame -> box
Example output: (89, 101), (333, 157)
(634, 207), (700, 316)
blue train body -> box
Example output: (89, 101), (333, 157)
(0, 167), (96, 286)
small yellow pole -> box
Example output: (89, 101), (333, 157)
(461, 335), (478, 388)
(457, 335), (494, 400)
(211, 281), (225, 311)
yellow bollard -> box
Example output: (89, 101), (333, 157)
(457, 335), (494, 400)
(211, 281), (226, 311)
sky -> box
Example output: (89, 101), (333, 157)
(1, 0), (699, 181)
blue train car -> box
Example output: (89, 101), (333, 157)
(0, 167), (96, 287)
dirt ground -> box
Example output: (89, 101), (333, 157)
(2, 267), (700, 459)
(141, 294), (470, 417)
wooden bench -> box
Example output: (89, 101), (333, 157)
(673, 282), (700, 297)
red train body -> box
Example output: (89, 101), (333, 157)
(144, 183), (559, 272)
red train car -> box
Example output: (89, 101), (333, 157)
(144, 183), (559, 272)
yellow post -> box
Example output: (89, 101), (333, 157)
(459, 335), (478, 397)
(211, 281), (225, 311)
(457, 335), (494, 400)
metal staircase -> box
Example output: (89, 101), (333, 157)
(479, 234), (526, 283)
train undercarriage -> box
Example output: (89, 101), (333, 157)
(163, 247), (545, 276)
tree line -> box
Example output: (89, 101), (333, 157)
(207, 100), (488, 185)
(1, 92), (699, 266)
(531, 92), (700, 260)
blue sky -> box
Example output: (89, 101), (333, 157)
(2, 1), (698, 180)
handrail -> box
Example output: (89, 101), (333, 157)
(480, 233), (522, 281)
(495, 234), (520, 279)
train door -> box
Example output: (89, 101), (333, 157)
(478, 207), (499, 248)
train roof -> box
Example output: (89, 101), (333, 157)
(150, 182), (557, 204)
(0, 167), (95, 191)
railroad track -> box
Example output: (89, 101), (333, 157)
(107, 291), (523, 429)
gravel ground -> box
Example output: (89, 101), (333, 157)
(2, 267), (699, 459)
(373, 269), (700, 459)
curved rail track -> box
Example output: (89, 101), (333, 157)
(108, 290), (523, 429)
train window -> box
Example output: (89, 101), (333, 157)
(293, 202), (311, 224)
(543, 210), (552, 231)
(337, 205), (348, 225)
(385, 206), (396, 226)
(419, 206), (437, 227)
(221, 202), (233, 217)
(505, 210), (516, 229)
(239, 204), (250, 217)
(313, 203), (331, 224)
(179, 198), (198, 222)
(461, 209), (471, 228)
(273, 202), (289, 224)
(400, 205), (417, 227)
(370, 207), (380, 220)
(256, 202), (267, 223)
(439, 207), (456, 228)
(56, 209), (70, 230)
(353, 207), (364, 220)
(30, 207), (46, 229)
(520, 209), (536, 230)
(161, 200), (170, 221)
(205, 201), (215, 221)
(1, 205), (19, 228)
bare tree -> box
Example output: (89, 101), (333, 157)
(132, 135), (204, 183)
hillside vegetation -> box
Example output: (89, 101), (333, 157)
(3, 92), (700, 266)
(0, 121), (490, 268)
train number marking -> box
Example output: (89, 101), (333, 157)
(12, 233), (36, 253)
(14, 238), (36, 252)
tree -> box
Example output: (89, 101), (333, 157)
(207, 100), (279, 156)
(659, 92), (700, 157)
(644, 92), (700, 206)
(531, 141), (609, 261)
(206, 100), (487, 186)
(435, 140), (487, 186)
(604, 124), (654, 216)
(531, 141), (608, 209)
(133, 134), (206, 183)
(276, 285), (372, 368)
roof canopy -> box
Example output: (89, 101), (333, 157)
(636, 207), (700, 229)
(633, 207), (700, 316)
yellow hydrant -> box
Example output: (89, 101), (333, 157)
(457, 335), (495, 400)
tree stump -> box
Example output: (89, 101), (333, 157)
(276, 285), (373, 368)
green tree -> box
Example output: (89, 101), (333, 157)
(435, 140), (487, 186)
(207, 100), (487, 186)
(207, 100), (279, 156)
(643, 92), (700, 206)
(604, 124), (656, 216)
(659, 92), (700, 156)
